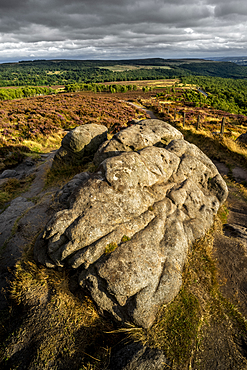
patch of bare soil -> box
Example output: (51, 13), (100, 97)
(215, 185), (247, 317)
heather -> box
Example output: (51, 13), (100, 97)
(0, 92), (148, 170)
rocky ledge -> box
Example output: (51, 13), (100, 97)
(34, 119), (228, 329)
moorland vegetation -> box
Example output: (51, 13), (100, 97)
(0, 59), (247, 369)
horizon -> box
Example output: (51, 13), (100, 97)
(1, 55), (247, 66)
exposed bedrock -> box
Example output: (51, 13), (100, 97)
(34, 121), (228, 328)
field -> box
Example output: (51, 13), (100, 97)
(1, 58), (247, 87)
(98, 65), (172, 72)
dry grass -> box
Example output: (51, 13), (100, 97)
(45, 161), (96, 188)
(1, 247), (117, 369)
(2, 207), (247, 369)
(168, 121), (247, 170)
(1, 91), (247, 368)
(22, 132), (65, 153)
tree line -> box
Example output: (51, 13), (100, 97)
(0, 86), (56, 101)
(180, 76), (247, 115)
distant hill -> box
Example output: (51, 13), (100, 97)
(206, 56), (247, 66)
(0, 58), (246, 87)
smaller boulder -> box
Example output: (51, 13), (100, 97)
(236, 132), (247, 145)
(108, 342), (169, 370)
(0, 169), (18, 179)
(53, 123), (108, 167)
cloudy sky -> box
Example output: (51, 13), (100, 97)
(0, 0), (247, 63)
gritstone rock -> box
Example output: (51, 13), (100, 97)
(34, 120), (228, 329)
(52, 123), (108, 167)
(223, 223), (247, 244)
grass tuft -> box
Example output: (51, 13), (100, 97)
(45, 161), (96, 188)
(0, 248), (117, 370)
(0, 175), (35, 210)
(217, 203), (229, 224)
(121, 235), (131, 243)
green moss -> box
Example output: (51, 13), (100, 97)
(121, 235), (131, 243)
(217, 204), (229, 224)
(105, 242), (118, 254)
(147, 288), (201, 364)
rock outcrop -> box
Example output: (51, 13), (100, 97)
(34, 120), (228, 328)
(53, 123), (108, 167)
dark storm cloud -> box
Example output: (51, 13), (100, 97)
(0, 0), (247, 61)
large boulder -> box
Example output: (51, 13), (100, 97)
(53, 123), (108, 167)
(94, 118), (183, 166)
(34, 121), (228, 329)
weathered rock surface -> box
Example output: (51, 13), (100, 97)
(55, 172), (90, 206)
(53, 123), (108, 167)
(0, 151), (58, 311)
(93, 118), (183, 166)
(0, 197), (34, 248)
(34, 121), (228, 328)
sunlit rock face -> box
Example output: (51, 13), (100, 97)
(34, 120), (228, 329)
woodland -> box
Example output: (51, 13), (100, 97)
(0, 58), (247, 87)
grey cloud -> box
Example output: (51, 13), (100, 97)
(0, 0), (247, 62)
(214, 2), (247, 17)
